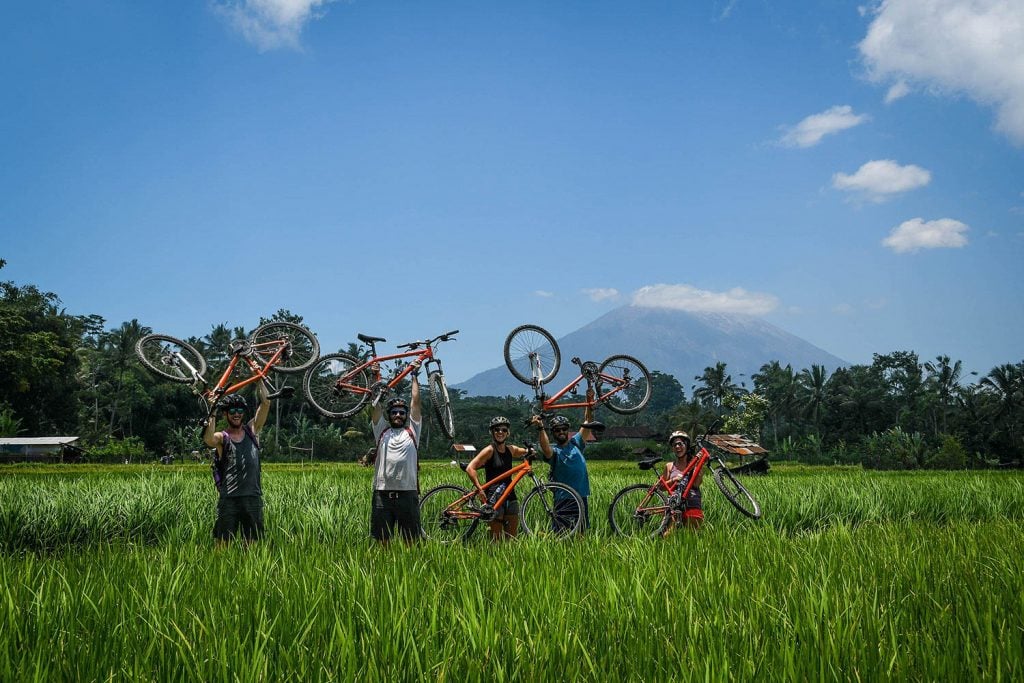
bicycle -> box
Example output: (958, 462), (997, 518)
(419, 443), (585, 542)
(607, 419), (762, 538)
(503, 324), (652, 415)
(135, 322), (320, 419)
(302, 330), (458, 439)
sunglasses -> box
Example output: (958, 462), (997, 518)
(491, 428), (509, 434)
(227, 407), (246, 415)
(389, 409), (407, 417)
(552, 427), (570, 433)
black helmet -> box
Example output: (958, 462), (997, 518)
(489, 416), (511, 430)
(220, 394), (248, 414)
(386, 397), (409, 412)
(548, 415), (571, 430)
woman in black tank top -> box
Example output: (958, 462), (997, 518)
(465, 416), (531, 541)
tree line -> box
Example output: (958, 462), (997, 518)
(2, 261), (1021, 468)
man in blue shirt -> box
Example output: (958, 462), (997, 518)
(538, 389), (596, 532)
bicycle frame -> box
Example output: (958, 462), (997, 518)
(630, 443), (715, 516)
(445, 457), (544, 520)
(535, 358), (631, 412)
(172, 339), (290, 417)
(334, 346), (441, 396)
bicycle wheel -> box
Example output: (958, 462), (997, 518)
(713, 466), (762, 519)
(135, 334), (208, 384)
(519, 482), (584, 538)
(302, 353), (370, 419)
(250, 322), (320, 374)
(503, 324), (561, 386)
(597, 354), (652, 414)
(428, 371), (456, 440)
(419, 485), (476, 543)
(607, 484), (669, 538)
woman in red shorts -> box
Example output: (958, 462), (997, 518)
(663, 430), (703, 535)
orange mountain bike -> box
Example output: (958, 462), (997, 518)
(419, 443), (585, 542)
(302, 330), (458, 439)
(607, 419), (762, 538)
(503, 324), (652, 415)
(135, 322), (319, 419)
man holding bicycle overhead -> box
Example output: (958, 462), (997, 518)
(538, 389), (596, 532)
(203, 382), (271, 545)
(369, 360), (423, 544)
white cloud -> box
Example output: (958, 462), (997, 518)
(859, 0), (1024, 144)
(882, 217), (969, 253)
(779, 105), (870, 148)
(885, 80), (911, 103)
(533, 290), (555, 298)
(631, 284), (779, 315)
(215, 0), (334, 51)
(581, 288), (619, 302)
(832, 159), (931, 200)
(833, 303), (855, 315)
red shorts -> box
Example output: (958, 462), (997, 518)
(682, 508), (703, 520)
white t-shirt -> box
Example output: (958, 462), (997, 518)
(372, 415), (422, 491)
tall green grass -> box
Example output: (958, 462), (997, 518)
(1, 463), (1021, 681)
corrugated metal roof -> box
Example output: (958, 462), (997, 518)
(0, 437), (80, 446)
(707, 434), (768, 456)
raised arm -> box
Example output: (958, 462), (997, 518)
(203, 414), (223, 451)
(578, 388), (596, 443)
(533, 415), (553, 460)
(251, 381), (271, 434)
(410, 360), (422, 422)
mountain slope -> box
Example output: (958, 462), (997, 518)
(456, 305), (847, 397)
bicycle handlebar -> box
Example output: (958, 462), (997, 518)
(396, 330), (460, 350)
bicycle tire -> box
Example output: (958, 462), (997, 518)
(302, 353), (370, 419)
(419, 485), (476, 543)
(713, 466), (762, 519)
(250, 322), (320, 374)
(597, 354), (652, 414)
(428, 371), (456, 440)
(519, 482), (584, 538)
(135, 334), (208, 384)
(504, 324), (561, 386)
(607, 483), (669, 538)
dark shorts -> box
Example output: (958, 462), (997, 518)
(213, 495), (264, 542)
(371, 490), (422, 541)
(495, 498), (520, 518)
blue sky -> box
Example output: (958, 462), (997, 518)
(3, 0), (1022, 384)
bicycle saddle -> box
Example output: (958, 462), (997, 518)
(637, 457), (662, 470)
(358, 333), (386, 344)
(581, 420), (606, 433)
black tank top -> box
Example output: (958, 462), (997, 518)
(484, 445), (517, 501)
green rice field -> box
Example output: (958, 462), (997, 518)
(1, 462), (1021, 681)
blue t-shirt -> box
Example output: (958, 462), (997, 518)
(548, 432), (590, 498)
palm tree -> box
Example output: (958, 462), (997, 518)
(797, 365), (830, 441)
(752, 361), (798, 446)
(980, 362), (1024, 461)
(924, 355), (962, 435)
(693, 362), (742, 415)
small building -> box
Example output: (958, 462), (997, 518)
(0, 437), (85, 463)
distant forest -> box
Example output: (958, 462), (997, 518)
(2, 260), (1021, 469)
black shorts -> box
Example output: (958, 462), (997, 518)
(371, 490), (422, 541)
(213, 495), (264, 542)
